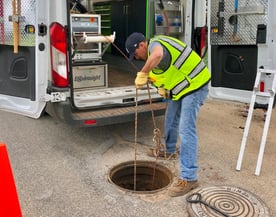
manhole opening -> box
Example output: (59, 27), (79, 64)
(108, 160), (173, 193)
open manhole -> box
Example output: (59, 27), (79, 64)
(108, 160), (173, 194)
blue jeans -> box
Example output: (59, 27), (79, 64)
(164, 84), (209, 181)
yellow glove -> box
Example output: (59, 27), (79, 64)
(158, 87), (169, 99)
(135, 72), (148, 89)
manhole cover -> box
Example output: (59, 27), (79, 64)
(108, 160), (173, 194)
(186, 185), (270, 217)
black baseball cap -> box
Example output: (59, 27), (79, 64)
(125, 32), (145, 60)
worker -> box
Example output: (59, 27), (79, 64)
(125, 32), (211, 197)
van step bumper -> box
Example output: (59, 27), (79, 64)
(47, 101), (167, 127)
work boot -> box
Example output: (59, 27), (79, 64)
(147, 148), (177, 160)
(168, 178), (199, 197)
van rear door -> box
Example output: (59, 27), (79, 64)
(208, 0), (271, 103)
(0, 0), (47, 118)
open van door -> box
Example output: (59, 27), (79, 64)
(208, 0), (274, 103)
(0, 0), (47, 118)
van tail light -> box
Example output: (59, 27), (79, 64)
(259, 81), (265, 92)
(50, 22), (69, 87)
(194, 26), (207, 58)
(199, 26), (207, 58)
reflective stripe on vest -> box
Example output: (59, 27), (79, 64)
(171, 61), (206, 95)
(174, 46), (192, 69)
(154, 36), (193, 70)
(156, 37), (184, 52)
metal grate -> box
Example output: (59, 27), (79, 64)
(210, 0), (268, 45)
(0, 0), (36, 46)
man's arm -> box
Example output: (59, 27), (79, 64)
(140, 44), (164, 73)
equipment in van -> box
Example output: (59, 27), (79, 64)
(70, 14), (115, 62)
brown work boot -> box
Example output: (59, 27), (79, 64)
(168, 178), (199, 197)
(147, 148), (177, 160)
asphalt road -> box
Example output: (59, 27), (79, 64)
(0, 99), (275, 217)
(0, 110), (187, 217)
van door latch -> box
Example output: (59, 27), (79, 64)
(38, 23), (47, 36)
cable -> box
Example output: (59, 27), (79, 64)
(158, 0), (170, 35)
(70, 0), (88, 13)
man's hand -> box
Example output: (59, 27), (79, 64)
(158, 87), (169, 99)
(135, 72), (148, 89)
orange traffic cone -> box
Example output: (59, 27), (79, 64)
(0, 143), (22, 217)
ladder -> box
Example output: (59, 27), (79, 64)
(236, 68), (276, 176)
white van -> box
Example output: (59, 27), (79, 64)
(5, 0), (273, 127)
(0, 0), (210, 127)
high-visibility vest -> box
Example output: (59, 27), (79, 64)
(149, 35), (211, 100)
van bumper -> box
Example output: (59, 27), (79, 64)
(45, 100), (167, 127)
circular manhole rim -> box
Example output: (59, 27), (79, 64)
(108, 160), (174, 194)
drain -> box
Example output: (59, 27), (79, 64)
(108, 160), (173, 193)
(186, 185), (270, 217)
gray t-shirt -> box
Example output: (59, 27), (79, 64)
(148, 41), (171, 71)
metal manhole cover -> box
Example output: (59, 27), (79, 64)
(186, 185), (270, 217)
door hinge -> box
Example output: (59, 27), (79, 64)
(41, 92), (67, 102)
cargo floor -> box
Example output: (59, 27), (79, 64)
(103, 53), (144, 88)
(108, 65), (134, 87)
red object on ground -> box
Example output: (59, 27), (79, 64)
(0, 143), (22, 217)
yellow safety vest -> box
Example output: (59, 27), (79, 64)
(149, 35), (211, 100)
